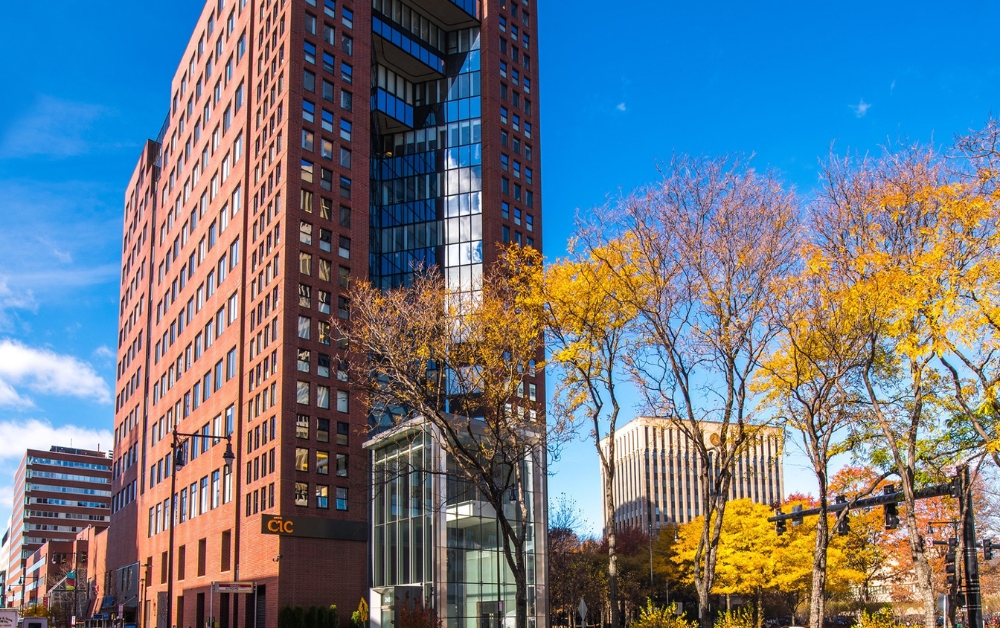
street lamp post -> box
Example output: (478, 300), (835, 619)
(648, 523), (654, 600)
(165, 429), (235, 628)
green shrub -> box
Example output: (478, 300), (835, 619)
(279, 606), (297, 628)
(329, 606), (340, 628)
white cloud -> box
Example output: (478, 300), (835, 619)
(0, 278), (36, 331)
(850, 98), (872, 118)
(92, 345), (114, 360)
(0, 419), (112, 461)
(616, 102), (627, 112)
(0, 339), (111, 407)
(0, 97), (108, 159)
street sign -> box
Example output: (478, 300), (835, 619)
(578, 599), (587, 623)
(212, 582), (255, 594)
(0, 608), (19, 628)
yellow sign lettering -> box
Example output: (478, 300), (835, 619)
(265, 516), (294, 534)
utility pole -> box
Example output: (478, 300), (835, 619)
(648, 523), (654, 600)
(959, 466), (983, 628)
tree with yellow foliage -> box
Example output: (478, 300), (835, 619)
(809, 144), (961, 628)
(544, 242), (638, 628)
(666, 498), (860, 624)
(758, 245), (883, 628)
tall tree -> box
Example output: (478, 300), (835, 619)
(340, 247), (561, 628)
(811, 145), (954, 628)
(759, 256), (878, 628)
(544, 244), (637, 628)
(591, 155), (798, 628)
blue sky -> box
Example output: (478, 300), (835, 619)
(1, 1), (999, 535)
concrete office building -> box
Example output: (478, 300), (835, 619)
(600, 417), (784, 531)
(110, 0), (542, 627)
(3, 447), (111, 608)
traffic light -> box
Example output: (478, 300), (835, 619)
(945, 538), (958, 587)
(984, 538), (994, 561)
(174, 442), (187, 469)
(883, 485), (899, 530)
(791, 504), (804, 527)
(775, 509), (787, 536)
(835, 496), (850, 536)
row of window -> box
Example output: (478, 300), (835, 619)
(304, 0), (354, 29)
(499, 154), (534, 184)
(26, 470), (108, 485)
(247, 482), (275, 515)
(294, 482), (347, 510)
(111, 480), (137, 515)
(152, 309), (238, 402)
(296, 415), (349, 445)
(247, 448), (274, 485)
(29, 457), (110, 473)
(296, 348), (348, 380)
(149, 414), (234, 494)
(304, 10), (355, 56)
(113, 442), (138, 480)
(499, 107), (533, 139)
(295, 381), (349, 412)
(371, 0), (446, 53)
(25, 484), (111, 497)
(293, 447), (347, 477)
(147, 466), (233, 537)
(30, 497), (106, 509)
(301, 157), (353, 199)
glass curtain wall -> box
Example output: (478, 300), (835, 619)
(369, 425), (541, 628)
(370, 23), (483, 293)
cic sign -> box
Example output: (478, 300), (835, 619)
(263, 516), (295, 534)
(260, 514), (366, 541)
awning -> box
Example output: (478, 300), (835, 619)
(121, 596), (138, 609)
(99, 596), (115, 611)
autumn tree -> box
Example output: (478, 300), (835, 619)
(930, 121), (1000, 471)
(810, 145), (958, 628)
(339, 247), (562, 628)
(544, 243), (637, 628)
(702, 500), (778, 626)
(588, 155), (798, 628)
(667, 498), (859, 623)
(759, 249), (880, 628)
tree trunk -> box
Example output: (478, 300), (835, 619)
(905, 505), (936, 628)
(605, 481), (620, 628)
(753, 587), (762, 628)
(809, 509), (829, 628)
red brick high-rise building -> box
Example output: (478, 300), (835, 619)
(111, 1), (542, 628)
